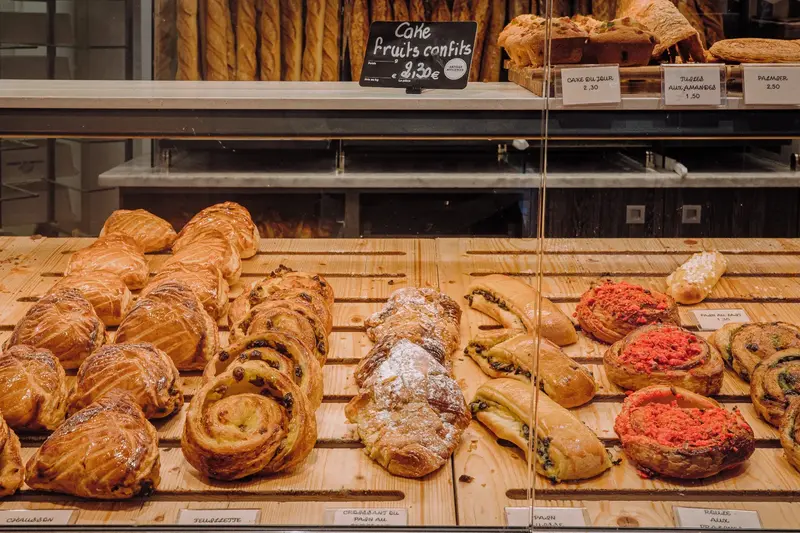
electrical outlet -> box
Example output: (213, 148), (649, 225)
(626, 205), (646, 224)
(682, 205), (702, 224)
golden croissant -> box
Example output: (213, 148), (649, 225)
(174, 201), (259, 259)
(26, 391), (160, 499)
(182, 360), (317, 480)
(70, 343), (184, 419)
(162, 228), (242, 284)
(7, 289), (107, 370)
(49, 271), (133, 326)
(116, 281), (219, 371)
(0, 411), (25, 497)
(65, 234), (149, 290)
(100, 208), (177, 253)
(0, 345), (68, 431)
(143, 262), (229, 320)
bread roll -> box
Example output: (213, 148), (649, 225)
(302, 0), (327, 80)
(259, 0), (281, 80)
(350, 0), (370, 79)
(280, 0), (303, 80)
(469, 0), (490, 81)
(371, 0), (392, 20)
(177, 0), (200, 80)
(235, 0), (257, 80)
(480, 0), (505, 82)
(666, 251), (727, 305)
(392, 0), (410, 20)
(206, 0), (229, 80)
(322, 0), (342, 80)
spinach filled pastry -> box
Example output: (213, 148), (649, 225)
(779, 399), (800, 473)
(465, 274), (577, 346)
(471, 378), (611, 482)
(465, 330), (596, 408)
(709, 322), (800, 382)
(750, 348), (800, 427)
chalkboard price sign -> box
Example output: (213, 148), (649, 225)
(359, 21), (477, 91)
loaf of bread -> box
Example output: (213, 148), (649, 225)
(372, 0), (392, 20)
(710, 38), (800, 63)
(392, 0), (410, 20)
(176, 0), (200, 80)
(350, 0), (370, 79)
(583, 16), (659, 67)
(322, 0), (342, 81)
(481, 0), (506, 82)
(206, 0), (229, 80)
(281, 0), (304, 80)
(470, 0), (491, 81)
(302, 0), (327, 80)
(260, 0), (281, 80)
(236, 0), (257, 80)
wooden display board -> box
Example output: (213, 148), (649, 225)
(2, 236), (800, 527)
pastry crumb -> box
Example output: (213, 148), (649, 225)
(458, 474), (474, 483)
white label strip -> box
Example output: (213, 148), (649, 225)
(506, 507), (588, 528)
(329, 508), (408, 526)
(177, 509), (260, 526)
(743, 65), (800, 106)
(560, 65), (621, 106)
(663, 65), (724, 106)
(0, 510), (74, 526)
(674, 507), (762, 529)
(691, 309), (751, 331)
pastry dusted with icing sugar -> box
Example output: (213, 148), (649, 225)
(666, 251), (727, 305)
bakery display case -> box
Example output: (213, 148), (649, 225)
(1, 0), (800, 531)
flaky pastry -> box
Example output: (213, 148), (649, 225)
(0, 414), (24, 497)
(0, 345), (67, 431)
(65, 234), (148, 290)
(49, 271), (133, 326)
(100, 209), (177, 252)
(751, 348), (800, 427)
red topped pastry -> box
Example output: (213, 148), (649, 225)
(615, 385), (755, 479)
(576, 281), (679, 344)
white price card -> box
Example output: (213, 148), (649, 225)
(0, 510), (74, 526)
(506, 507), (588, 528)
(662, 65), (724, 106)
(560, 65), (621, 106)
(674, 507), (761, 529)
(177, 509), (260, 526)
(327, 508), (408, 526)
(691, 309), (751, 331)
(743, 64), (800, 106)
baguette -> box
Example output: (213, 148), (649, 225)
(508, 0), (526, 20)
(259, 0), (281, 80)
(409, 0), (426, 20)
(471, 379), (611, 482)
(350, 0), (370, 80)
(480, 0), (505, 82)
(226, 0), (236, 79)
(235, 0), (257, 80)
(155, 0), (176, 81)
(322, 0), (342, 81)
(302, 0), (327, 80)
(391, 0), (409, 20)
(177, 0), (201, 80)
(431, 0), (451, 21)
(371, 0), (392, 20)
(280, 0), (303, 80)
(665, 251), (727, 305)
(206, 0), (229, 80)
(469, 0), (490, 81)
(452, 0), (471, 21)
(592, 0), (616, 20)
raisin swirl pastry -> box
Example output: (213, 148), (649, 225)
(174, 201), (259, 259)
(751, 348), (800, 427)
(26, 390), (160, 499)
(182, 360), (317, 480)
(231, 283), (333, 336)
(0, 413), (24, 497)
(49, 271), (133, 327)
(69, 343), (184, 419)
(0, 345), (68, 431)
(204, 333), (323, 410)
(100, 209), (177, 253)
(576, 281), (679, 344)
(780, 399), (800, 472)
(65, 234), (148, 290)
(710, 322), (800, 383)
(6, 289), (107, 370)
(614, 385), (755, 479)
(604, 325), (724, 396)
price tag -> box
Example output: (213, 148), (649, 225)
(360, 22), (477, 90)
(327, 509), (408, 526)
(743, 65), (800, 106)
(506, 507), (589, 528)
(691, 309), (751, 331)
(0, 510), (74, 526)
(662, 65), (724, 106)
(674, 507), (761, 529)
(177, 509), (260, 526)
(559, 65), (621, 106)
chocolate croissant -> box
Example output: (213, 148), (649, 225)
(65, 234), (148, 290)
(0, 345), (68, 431)
(69, 343), (184, 419)
(751, 348), (800, 427)
(6, 289), (107, 370)
(143, 262), (229, 321)
(26, 391), (160, 499)
(182, 360), (317, 480)
(174, 201), (259, 259)
(115, 282), (219, 371)
(0, 414), (24, 497)
(100, 209), (177, 253)
(49, 271), (133, 326)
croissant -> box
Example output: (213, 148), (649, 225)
(65, 234), (148, 290)
(182, 360), (317, 480)
(26, 391), (160, 499)
(576, 280), (679, 344)
(230, 300), (328, 366)
(143, 262), (229, 321)
(7, 289), (107, 370)
(710, 322), (800, 382)
(0, 345), (68, 431)
(751, 348), (800, 427)
(779, 399), (800, 473)
(69, 343), (183, 419)
(204, 332), (323, 410)
(162, 228), (242, 285)
(615, 385), (755, 479)
(49, 271), (133, 326)
(174, 201), (259, 259)
(604, 324), (724, 396)
(100, 209), (177, 253)
(0, 414), (24, 497)
(115, 282), (219, 371)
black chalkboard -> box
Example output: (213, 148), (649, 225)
(359, 21), (478, 91)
